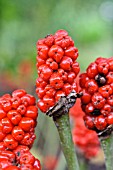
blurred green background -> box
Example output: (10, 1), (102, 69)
(0, 0), (113, 169)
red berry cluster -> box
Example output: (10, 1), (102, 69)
(70, 99), (100, 159)
(36, 29), (80, 113)
(0, 89), (41, 169)
(79, 57), (113, 132)
(0, 145), (41, 170)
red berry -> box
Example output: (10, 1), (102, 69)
(65, 46), (78, 60)
(4, 134), (18, 150)
(99, 85), (112, 98)
(86, 62), (98, 79)
(81, 90), (91, 104)
(60, 56), (73, 71)
(48, 45), (64, 62)
(94, 115), (107, 130)
(85, 79), (98, 94)
(98, 62), (109, 75)
(25, 106), (38, 120)
(7, 110), (22, 125)
(92, 92), (105, 109)
(38, 64), (53, 81)
(0, 108), (6, 120)
(50, 72), (64, 89)
(1, 118), (13, 134)
(12, 126), (24, 141)
(12, 89), (26, 98)
(46, 58), (58, 70)
(62, 83), (72, 95)
(19, 117), (35, 132)
(100, 104), (111, 116)
(106, 72), (113, 84)
(17, 104), (26, 115)
(84, 115), (95, 129)
(79, 73), (89, 88)
(37, 44), (49, 59)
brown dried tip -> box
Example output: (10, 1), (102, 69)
(46, 90), (81, 120)
(98, 124), (113, 140)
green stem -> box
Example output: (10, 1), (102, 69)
(54, 113), (80, 170)
(100, 134), (113, 170)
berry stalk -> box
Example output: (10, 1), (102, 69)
(54, 113), (80, 170)
(100, 134), (113, 170)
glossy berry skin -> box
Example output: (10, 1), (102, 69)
(7, 110), (22, 125)
(3, 134), (18, 150)
(94, 115), (107, 130)
(12, 126), (24, 141)
(48, 45), (64, 63)
(80, 57), (113, 132)
(36, 29), (79, 113)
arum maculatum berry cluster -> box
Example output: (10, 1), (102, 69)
(79, 57), (113, 133)
(0, 90), (41, 169)
(36, 29), (80, 113)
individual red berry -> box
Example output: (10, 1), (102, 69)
(48, 45), (64, 62)
(55, 29), (68, 37)
(43, 95), (55, 108)
(107, 112), (113, 125)
(12, 126), (24, 141)
(1, 118), (13, 134)
(65, 46), (78, 61)
(0, 98), (12, 112)
(85, 103), (94, 114)
(67, 72), (76, 84)
(19, 151), (35, 165)
(3, 134), (18, 150)
(92, 92), (105, 109)
(98, 62), (109, 75)
(100, 104), (111, 116)
(20, 133), (33, 146)
(37, 99), (48, 113)
(36, 54), (45, 65)
(7, 110), (22, 125)
(46, 58), (58, 70)
(19, 117), (35, 132)
(38, 64), (53, 81)
(55, 34), (73, 49)
(79, 73), (89, 88)
(11, 97), (21, 109)
(58, 69), (68, 82)
(94, 115), (107, 130)
(25, 106), (38, 120)
(37, 44), (49, 59)
(71, 62), (80, 75)
(21, 94), (36, 106)
(50, 72), (64, 89)
(17, 105), (27, 115)
(95, 57), (107, 64)
(86, 62), (98, 79)
(81, 90), (91, 104)
(44, 34), (54, 46)
(12, 89), (26, 98)
(60, 56), (73, 71)
(71, 81), (78, 92)
(99, 85), (112, 98)
(36, 77), (47, 88)
(85, 79), (98, 94)
(62, 83), (72, 95)
(46, 87), (56, 98)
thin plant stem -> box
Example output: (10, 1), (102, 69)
(54, 113), (80, 170)
(100, 133), (113, 170)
